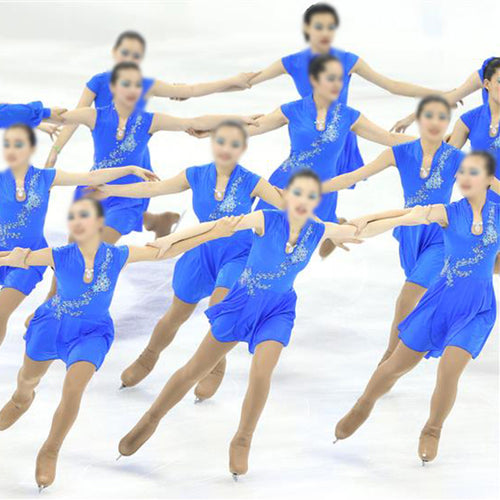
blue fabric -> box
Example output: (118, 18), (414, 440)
(0, 102), (50, 128)
(25, 242), (129, 369)
(173, 163), (261, 303)
(281, 47), (363, 177)
(74, 104), (154, 235)
(392, 140), (464, 287)
(0, 166), (56, 294)
(399, 199), (499, 359)
(86, 71), (155, 110)
(206, 209), (325, 352)
(256, 96), (361, 222)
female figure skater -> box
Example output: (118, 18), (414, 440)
(447, 58), (500, 200)
(335, 151), (500, 465)
(244, 54), (414, 255)
(248, 3), (444, 184)
(322, 96), (464, 363)
(391, 56), (499, 133)
(0, 123), (155, 348)
(116, 170), (424, 479)
(0, 197), (241, 491)
(46, 30), (256, 236)
(95, 121), (284, 398)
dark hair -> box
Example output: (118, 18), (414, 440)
(303, 3), (339, 41)
(286, 169), (322, 191)
(212, 120), (248, 144)
(5, 124), (37, 146)
(72, 197), (105, 218)
(308, 54), (341, 80)
(467, 151), (496, 177)
(114, 31), (146, 51)
(484, 58), (500, 82)
(416, 95), (451, 119)
(110, 61), (141, 84)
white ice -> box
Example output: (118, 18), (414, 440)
(0, 1), (498, 498)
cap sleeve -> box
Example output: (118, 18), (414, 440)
(185, 166), (199, 189)
(42, 168), (57, 190)
(116, 245), (130, 270)
(280, 101), (297, 121)
(281, 52), (299, 76)
(143, 77), (155, 95)
(391, 142), (408, 170)
(343, 51), (360, 74)
(444, 201), (460, 230)
(460, 107), (478, 131)
(86, 73), (103, 94)
(346, 105), (361, 127)
(51, 245), (69, 271)
(245, 170), (261, 195)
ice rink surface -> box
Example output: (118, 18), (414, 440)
(0, 1), (498, 498)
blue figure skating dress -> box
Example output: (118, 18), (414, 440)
(392, 140), (464, 288)
(282, 47), (362, 173)
(173, 163), (261, 304)
(256, 95), (360, 222)
(399, 198), (499, 358)
(25, 242), (129, 369)
(0, 166), (56, 295)
(87, 72), (156, 193)
(460, 104), (500, 202)
(205, 209), (325, 353)
(74, 104), (154, 235)
(0, 102), (51, 128)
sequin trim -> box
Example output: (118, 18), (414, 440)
(208, 175), (244, 220)
(92, 113), (145, 170)
(0, 171), (43, 247)
(280, 103), (343, 173)
(238, 223), (315, 295)
(49, 248), (113, 319)
(441, 204), (498, 286)
(405, 148), (453, 207)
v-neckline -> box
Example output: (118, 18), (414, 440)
(112, 103), (133, 142)
(212, 163), (238, 203)
(485, 104), (500, 139)
(465, 199), (488, 237)
(308, 95), (337, 133)
(284, 215), (310, 255)
(8, 165), (32, 203)
(416, 140), (444, 180)
(75, 242), (103, 284)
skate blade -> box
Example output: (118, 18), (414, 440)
(232, 473), (239, 482)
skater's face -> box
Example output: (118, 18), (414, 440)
(304, 12), (337, 50)
(484, 68), (500, 104)
(456, 155), (494, 197)
(285, 175), (321, 219)
(111, 68), (143, 107)
(3, 127), (35, 169)
(417, 102), (450, 141)
(68, 199), (105, 243)
(311, 60), (344, 101)
(113, 38), (145, 64)
(211, 125), (247, 166)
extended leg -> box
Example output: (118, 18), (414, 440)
(230, 340), (283, 478)
(143, 211), (180, 239)
(335, 342), (425, 440)
(119, 332), (237, 456)
(194, 287), (230, 401)
(0, 355), (52, 430)
(418, 346), (471, 464)
(36, 361), (96, 490)
(0, 288), (27, 346)
(120, 296), (197, 387)
(379, 281), (426, 364)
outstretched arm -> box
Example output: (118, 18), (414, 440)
(147, 72), (258, 100)
(246, 108), (288, 137)
(59, 107), (97, 129)
(52, 166), (159, 187)
(127, 216), (244, 262)
(352, 114), (415, 146)
(251, 178), (285, 209)
(352, 58), (445, 98)
(322, 148), (395, 193)
(149, 112), (260, 134)
(247, 60), (287, 86)
(0, 247), (53, 268)
(45, 87), (96, 167)
(89, 170), (189, 199)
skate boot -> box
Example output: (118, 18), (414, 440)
(0, 392), (35, 430)
(120, 349), (159, 388)
(418, 425), (441, 465)
(194, 357), (227, 402)
(229, 433), (252, 481)
(36, 444), (58, 491)
(334, 399), (374, 441)
(118, 411), (160, 457)
(144, 212), (181, 239)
